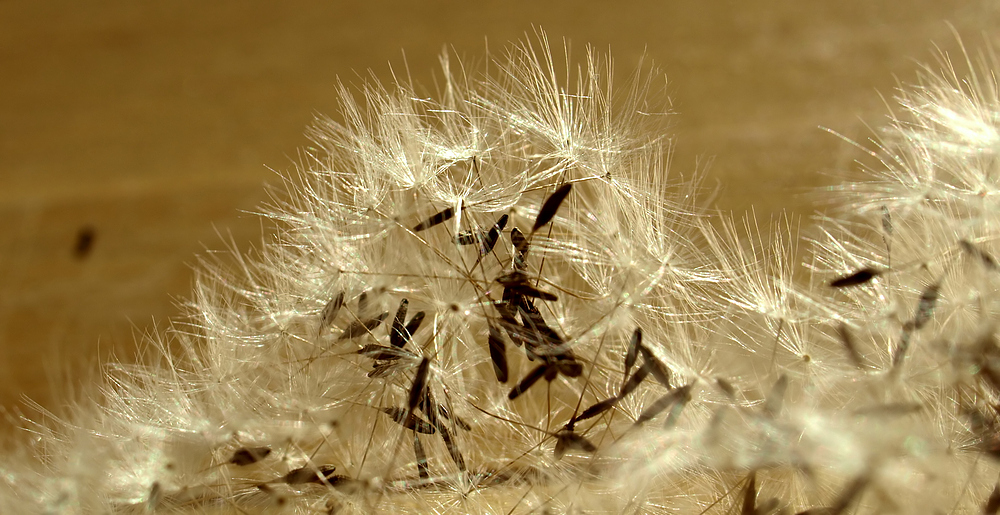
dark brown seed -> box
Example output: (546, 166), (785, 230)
(488, 323), (509, 383)
(662, 386), (693, 429)
(320, 292), (345, 333)
(283, 465), (338, 485)
(716, 377), (736, 399)
(408, 358), (430, 412)
(837, 322), (865, 370)
(518, 303), (565, 350)
(756, 498), (780, 515)
(496, 271), (559, 302)
(438, 424), (466, 472)
(338, 312), (388, 341)
(635, 385), (693, 426)
(893, 323), (915, 369)
(368, 362), (394, 378)
(553, 429), (597, 460)
(828, 475), (868, 514)
(437, 404), (472, 431)
(510, 227), (529, 270)
(496, 303), (525, 348)
(533, 183), (572, 233)
(413, 207), (456, 232)
(381, 407), (436, 434)
(357, 344), (403, 362)
(357, 290), (369, 316)
(455, 231), (479, 245)
(638, 345), (671, 389)
(625, 328), (641, 383)
(763, 374), (788, 418)
(480, 214), (509, 255)
(961, 240), (1000, 271)
(389, 299), (409, 348)
(573, 396), (619, 424)
(229, 446), (272, 466)
(413, 434), (430, 480)
(619, 363), (651, 399)
(911, 281), (941, 330)
(147, 481), (161, 509)
(555, 358), (583, 378)
(829, 267), (881, 288)
(742, 471), (757, 515)
(402, 311), (425, 347)
(508, 364), (547, 400)
(984, 483), (1000, 514)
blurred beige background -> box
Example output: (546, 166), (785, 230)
(1, 1), (998, 415)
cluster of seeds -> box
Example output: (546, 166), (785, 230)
(10, 34), (1000, 515)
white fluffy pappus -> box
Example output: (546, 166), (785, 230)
(5, 32), (1000, 514)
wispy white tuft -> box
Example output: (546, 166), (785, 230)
(5, 32), (1000, 514)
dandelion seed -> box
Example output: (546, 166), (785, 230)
(836, 322), (866, 370)
(357, 343), (409, 362)
(229, 446), (272, 466)
(533, 183), (572, 233)
(481, 214), (509, 256)
(571, 396), (619, 425)
(338, 312), (388, 341)
(319, 291), (345, 334)
(412, 206), (456, 232)
(487, 323), (509, 383)
(440, 425), (467, 472)
(496, 271), (559, 301)
(984, 483), (1000, 514)
(510, 227), (530, 270)
(413, 434), (430, 480)
(829, 267), (882, 288)
(634, 384), (693, 427)
(508, 364), (547, 400)
(762, 374), (788, 418)
(408, 357), (430, 413)
(716, 377), (737, 399)
(380, 407), (436, 434)
(638, 344), (671, 389)
(389, 299), (409, 347)
(960, 239), (999, 270)
(282, 465), (339, 485)
(436, 404), (472, 431)
(619, 363), (651, 398)
(624, 327), (641, 384)
(911, 281), (942, 330)
(552, 428), (597, 460)
(147, 481), (161, 511)
(741, 471), (757, 515)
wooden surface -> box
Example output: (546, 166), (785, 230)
(1, 1), (998, 415)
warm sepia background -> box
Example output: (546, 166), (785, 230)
(2, 1), (999, 418)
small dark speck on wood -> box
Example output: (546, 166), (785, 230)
(73, 225), (96, 260)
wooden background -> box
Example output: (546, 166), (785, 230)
(1, 1), (998, 417)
